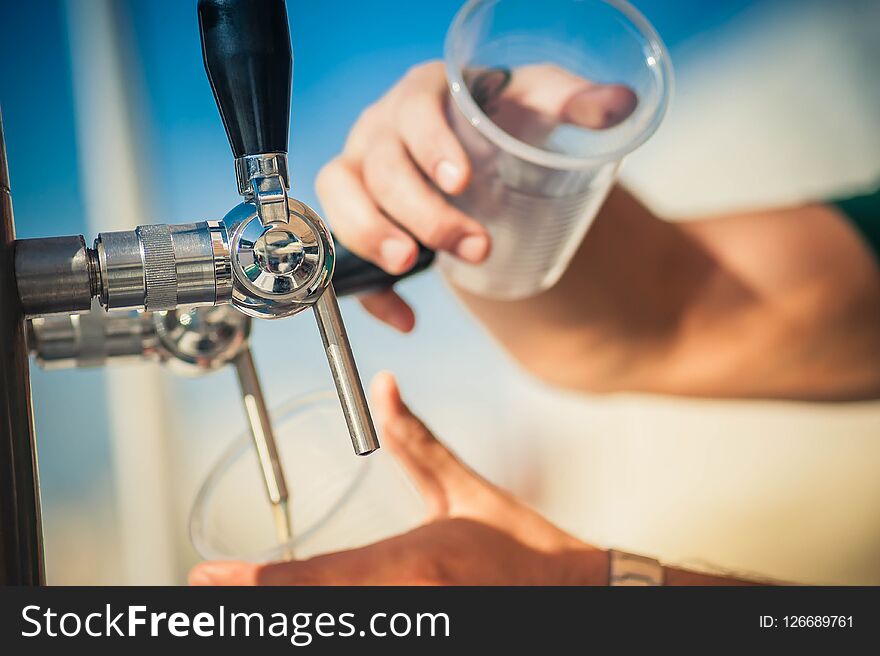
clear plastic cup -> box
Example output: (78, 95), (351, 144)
(441, 0), (672, 299)
(190, 391), (424, 563)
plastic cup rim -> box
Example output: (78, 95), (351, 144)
(189, 389), (373, 563)
(443, 0), (674, 170)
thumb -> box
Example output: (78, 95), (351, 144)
(370, 372), (480, 519)
(561, 84), (638, 129)
(506, 64), (638, 129)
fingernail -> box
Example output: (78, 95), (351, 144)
(435, 160), (463, 194)
(454, 234), (490, 263)
(380, 239), (415, 274)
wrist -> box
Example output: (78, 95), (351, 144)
(558, 547), (609, 585)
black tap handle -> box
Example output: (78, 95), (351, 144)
(198, 0), (292, 157)
(332, 242), (435, 297)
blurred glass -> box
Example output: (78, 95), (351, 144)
(190, 391), (424, 563)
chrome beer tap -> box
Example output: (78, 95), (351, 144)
(198, 0), (381, 457)
(3, 0), (432, 583)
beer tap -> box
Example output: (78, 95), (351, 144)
(4, 0), (433, 580)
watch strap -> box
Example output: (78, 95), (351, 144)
(608, 549), (664, 586)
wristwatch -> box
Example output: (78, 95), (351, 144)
(608, 549), (664, 586)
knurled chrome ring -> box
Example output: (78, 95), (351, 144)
(137, 223), (178, 311)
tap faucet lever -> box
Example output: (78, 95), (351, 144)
(199, 0), (379, 456)
(233, 345), (290, 507)
(198, 0), (293, 225)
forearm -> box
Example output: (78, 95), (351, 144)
(450, 186), (749, 392)
(451, 187), (880, 401)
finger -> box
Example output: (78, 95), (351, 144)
(359, 288), (416, 333)
(362, 137), (489, 263)
(189, 556), (382, 586)
(189, 561), (260, 586)
(188, 558), (356, 586)
(316, 158), (419, 275)
(508, 64), (638, 129)
(397, 88), (471, 195)
(190, 529), (448, 586)
(369, 372), (479, 518)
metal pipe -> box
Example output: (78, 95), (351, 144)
(233, 346), (289, 506)
(29, 301), (151, 369)
(95, 221), (232, 311)
(14, 235), (95, 316)
(313, 284), (380, 456)
(15, 220), (232, 319)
